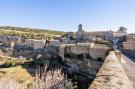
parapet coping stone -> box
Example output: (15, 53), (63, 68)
(89, 51), (134, 89)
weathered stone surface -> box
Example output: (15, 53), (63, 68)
(89, 51), (134, 89)
(59, 43), (109, 60)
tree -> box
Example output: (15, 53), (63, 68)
(29, 65), (76, 89)
(0, 76), (19, 89)
(118, 26), (127, 32)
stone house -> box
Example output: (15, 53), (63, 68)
(49, 39), (60, 47)
(76, 24), (127, 42)
(67, 32), (74, 39)
(89, 44), (109, 59)
(24, 39), (34, 47)
(33, 40), (46, 50)
(123, 34), (135, 50)
(24, 39), (46, 50)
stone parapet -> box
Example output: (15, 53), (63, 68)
(89, 51), (134, 89)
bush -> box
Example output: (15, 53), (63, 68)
(4, 60), (16, 67)
(29, 65), (77, 89)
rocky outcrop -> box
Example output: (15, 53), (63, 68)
(89, 51), (134, 89)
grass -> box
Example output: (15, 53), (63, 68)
(0, 66), (34, 84)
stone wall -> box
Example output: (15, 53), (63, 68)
(89, 51), (134, 89)
(89, 48), (108, 59)
(59, 43), (109, 60)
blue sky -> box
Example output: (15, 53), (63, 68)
(0, 0), (134, 33)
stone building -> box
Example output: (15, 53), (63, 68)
(59, 43), (109, 60)
(76, 24), (124, 42)
(123, 34), (135, 50)
(67, 32), (74, 40)
(113, 31), (127, 37)
(76, 25), (128, 42)
(89, 44), (109, 59)
(24, 39), (34, 47)
(49, 39), (60, 47)
(0, 36), (24, 45)
(24, 39), (46, 50)
(76, 24), (84, 42)
(33, 40), (46, 50)
(126, 33), (135, 42)
(113, 27), (127, 37)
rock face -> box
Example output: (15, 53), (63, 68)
(89, 51), (134, 89)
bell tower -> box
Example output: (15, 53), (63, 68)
(78, 24), (82, 31)
(76, 24), (84, 42)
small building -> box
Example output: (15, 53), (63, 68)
(123, 42), (135, 50)
(126, 33), (135, 42)
(24, 39), (46, 50)
(24, 39), (34, 47)
(113, 32), (127, 37)
(49, 39), (60, 47)
(113, 27), (127, 37)
(89, 44), (109, 59)
(122, 34), (135, 50)
(67, 32), (74, 39)
(33, 40), (46, 50)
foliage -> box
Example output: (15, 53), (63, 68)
(0, 76), (19, 89)
(3, 59), (33, 67)
(29, 65), (76, 89)
(0, 26), (66, 39)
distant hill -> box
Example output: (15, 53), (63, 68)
(0, 26), (66, 39)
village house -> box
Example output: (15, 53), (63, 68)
(76, 24), (127, 42)
(89, 44), (109, 59)
(67, 32), (74, 40)
(49, 39), (60, 47)
(24, 39), (46, 50)
(113, 27), (127, 37)
(33, 40), (46, 50)
(0, 36), (23, 45)
(123, 34), (135, 50)
(24, 39), (34, 47)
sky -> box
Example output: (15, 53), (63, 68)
(0, 0), (135, 33)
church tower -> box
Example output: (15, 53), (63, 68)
(78, 24), (82, 31)
(76, 24), (84, 42)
